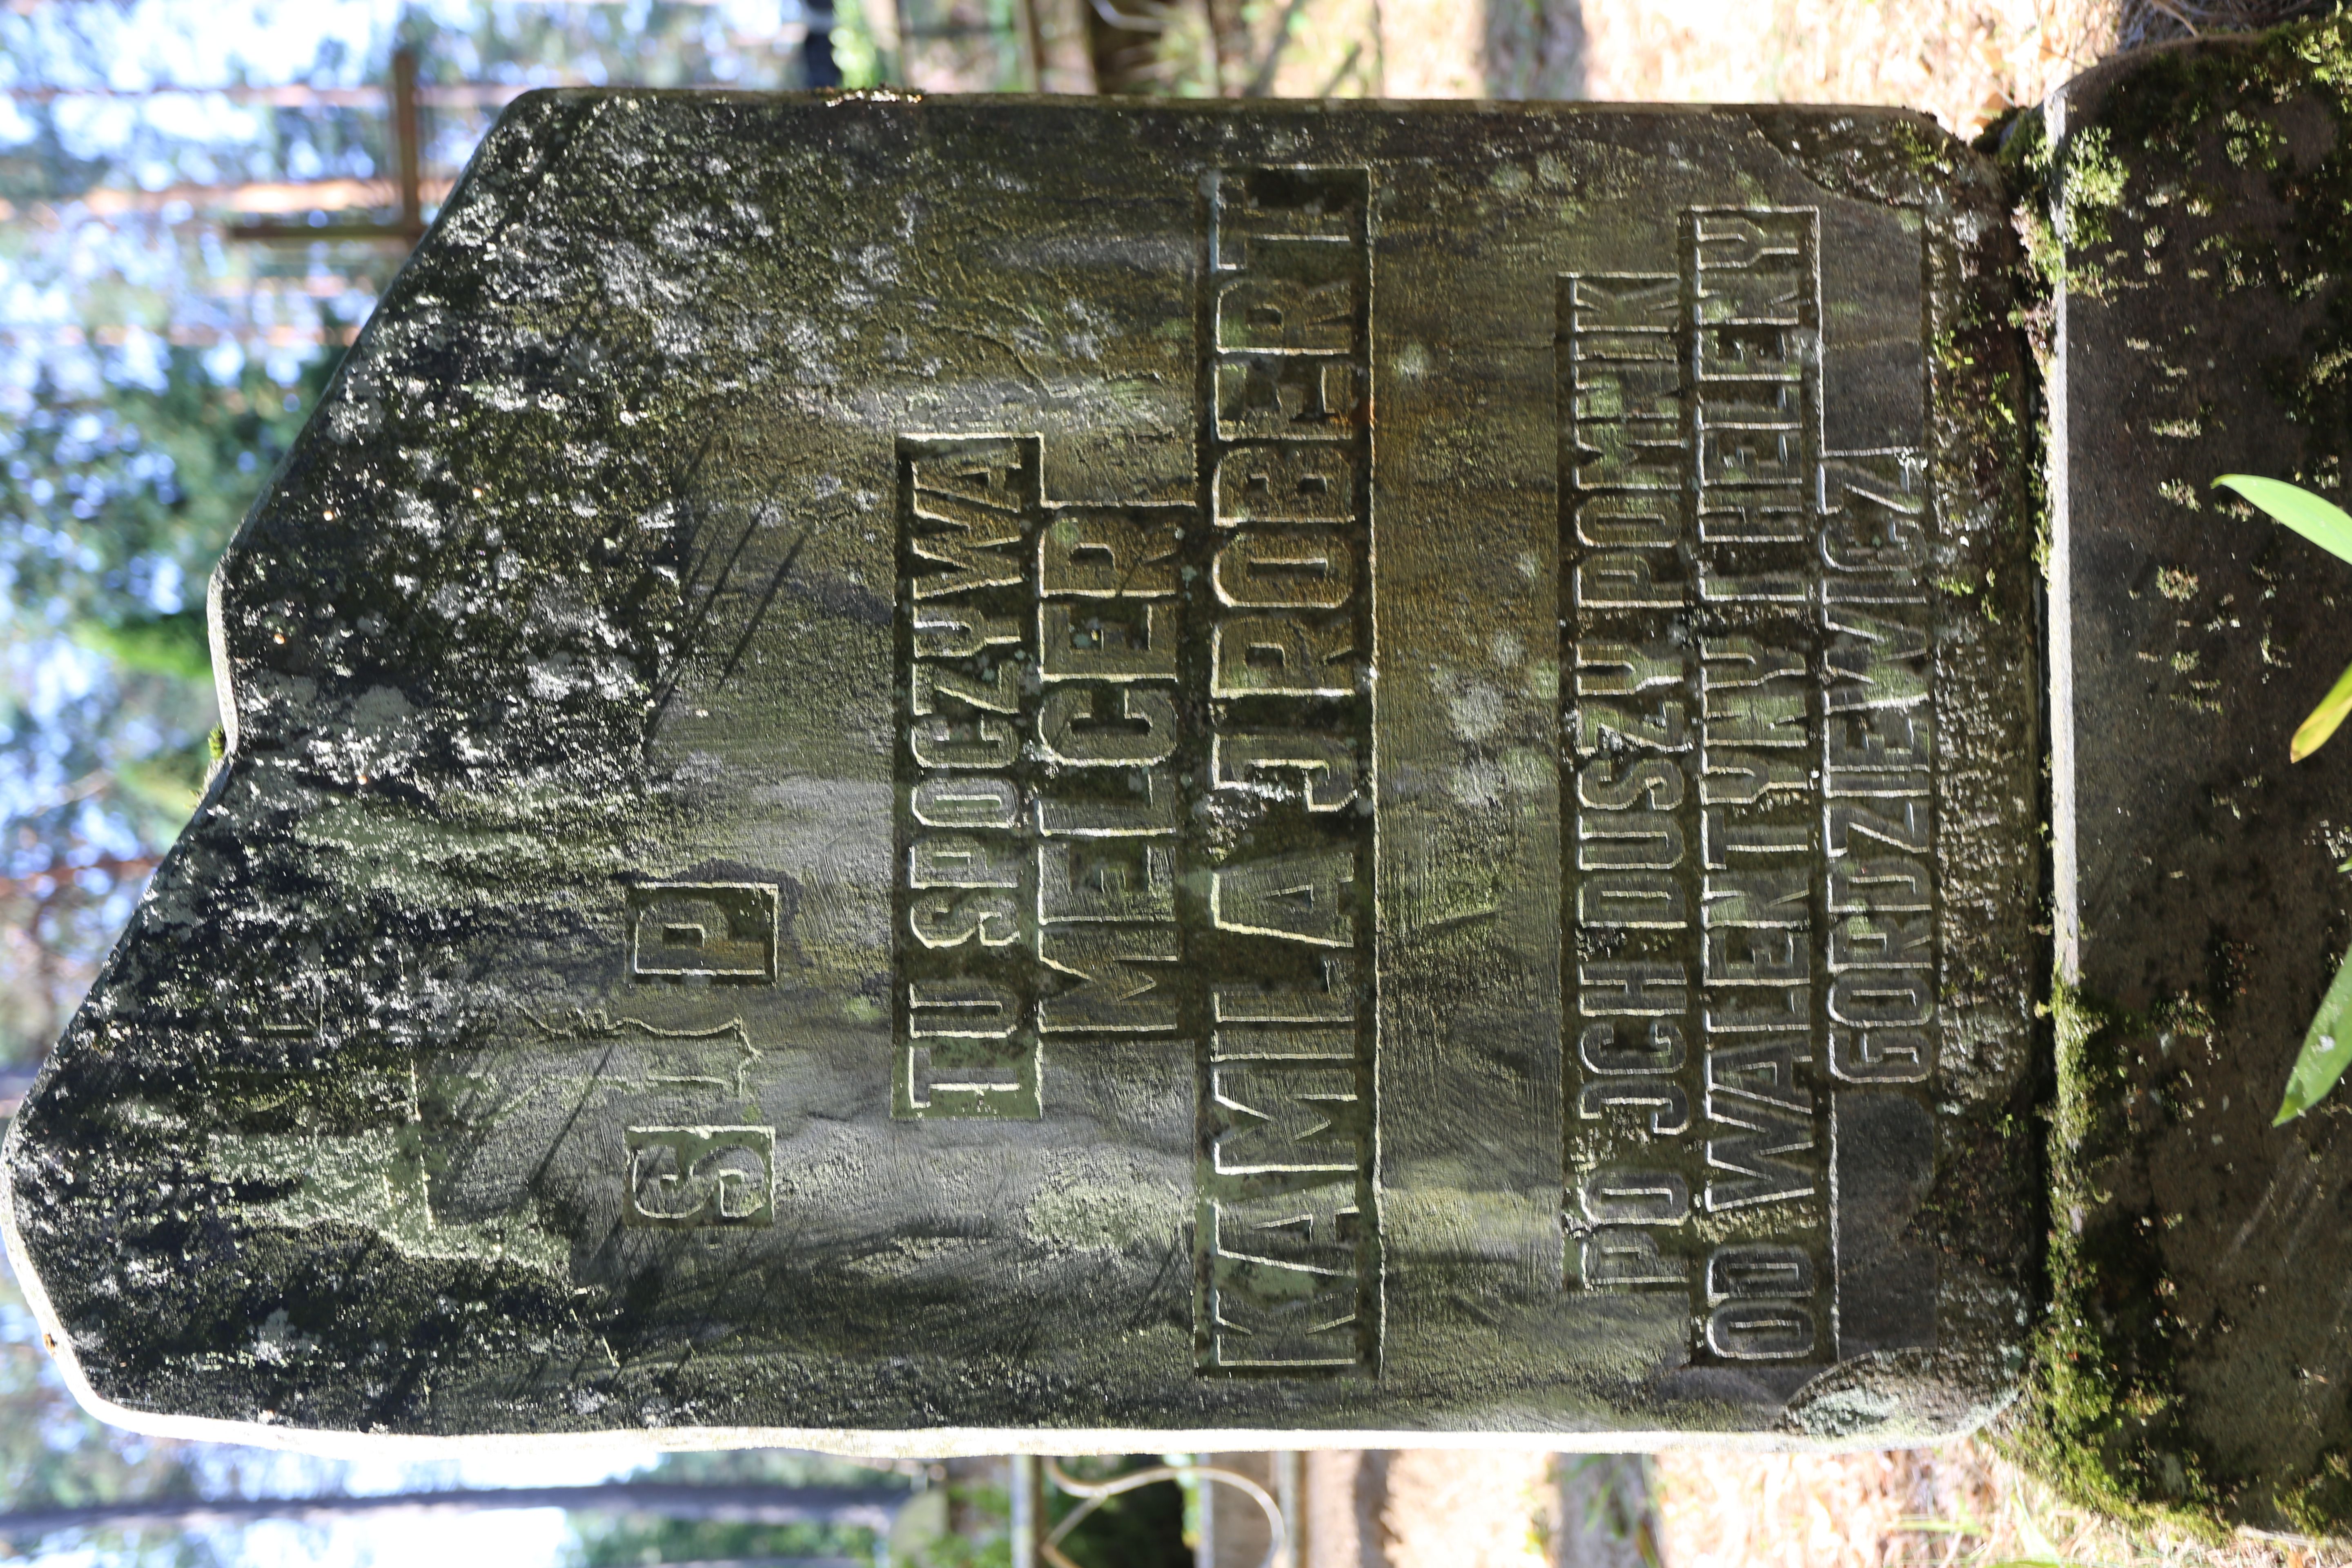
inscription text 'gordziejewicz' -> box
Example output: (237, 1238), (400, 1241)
(1561, 207), (1939, 1368)
(889, 167), (1382, 1376)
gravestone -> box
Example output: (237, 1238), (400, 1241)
(2040, 20), (2352, 1535)
(2, 96), (2040, 1448)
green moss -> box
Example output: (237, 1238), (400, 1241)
(2017, 121), (2127, 303)
(1996, 105), (2127, 303)
(1997, 108), (2065, 300)
(2020, 50), (2352, 1526)
(2005, 983), (2225, 1541)
(2058, 127), (2126, 249)
(1893, 116), (1956, 181)
(2280, 1451), (2352, 1536)
(2059, 10), (2352, 457)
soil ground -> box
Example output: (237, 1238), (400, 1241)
(1652, 1439), (2352, 1567)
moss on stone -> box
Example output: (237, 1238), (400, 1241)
(2006, 17), (2352, 1534)
(2070, 11), (2352, 451)
(2003, 983), (2226, 1542)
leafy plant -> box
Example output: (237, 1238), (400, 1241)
(2214, 474), (2352, 1121)
(2216, 475), (2352, 757)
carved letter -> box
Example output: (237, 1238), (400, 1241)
(1040, 602), (1178, 681)
(1579, 815), (1685, 872)
(912, 775), (1020, 830)
(1575, 639), (1683, 697)
(1577, 1078), (1690, 1136)
(909, 889), (1018, 950)
(1216, 731), (1359, 811)
(1578, 871), (1687, 929)
(1213, 612), (1355, 697)
(1213, 532), (1356, 609)
(1581, 1227), (1687, 1289)
(1207, 1178), (1361, 1368)
(1037, 842), (1176, 924)
(1039, 687), (1179, 766)
(910, 715), (1018, 769)
(1214, 444), (1355, 526)
(1828, 968), (1935, 1027)
(1037, 926), (1179, 1033)
(1579, 1167), (1690, 1225)
(1038, 508), (1179, 597)
(907, 978), (1020, 1039)
(1212, 849), (1357, 948)
(912, 660), (1019, 715)
(1579, 1019), (1686, 1076)
(908, 835), (1019, 889)
(1578, 756), (1684, 811)
(1706, 1244), (1813, 1303)
(1035, 771), (1180, 837)
(1579, 962), (1686, 1017)
(1704, 1102), (1815, 1211)
(910, 488), (1025, 599)
(1211, 1061), (1361, 1174)
(1706, 1302), (1816, 1359)
(913, 602), (1021, 659)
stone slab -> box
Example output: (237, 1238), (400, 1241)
(2043, 18), (2352, 1534)
(3, 95), (2039, 1449)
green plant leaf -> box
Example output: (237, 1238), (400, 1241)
(2215, 474), (2352, 564)
(2294, 657), (2352, 761)
(2276, 941), (2352, 1123)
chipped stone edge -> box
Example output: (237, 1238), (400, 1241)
(0, 1088), (2002, 1457)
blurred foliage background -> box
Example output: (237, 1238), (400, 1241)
(0, 8), (912, 1562)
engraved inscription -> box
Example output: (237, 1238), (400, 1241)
(893, 438), (1051, 1119)
(891, 437), (1186, 1120)
(1561, 208), (1938, 1364)
(888, 166), (1381, 1379)
(1197, 167), (1377, 1378)
(628, 883), (780, 982)
(624, 1125), (776, 1227)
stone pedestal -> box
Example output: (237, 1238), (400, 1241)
(2041, 18), (2352, 1536)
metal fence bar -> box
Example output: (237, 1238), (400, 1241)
(1042, 1459), (1284, 1568)
(1010, 1454), (1040, 1568)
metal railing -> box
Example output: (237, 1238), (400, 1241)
(1008, 1453), (1292, 1568)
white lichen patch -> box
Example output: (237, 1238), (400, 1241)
(209, 1126), (568, 1275)
(1021, 1150), (1182, 1254)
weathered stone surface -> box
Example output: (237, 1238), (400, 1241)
(2, 95), (2037, 1448)
(2042, 18), (2352, 1535)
